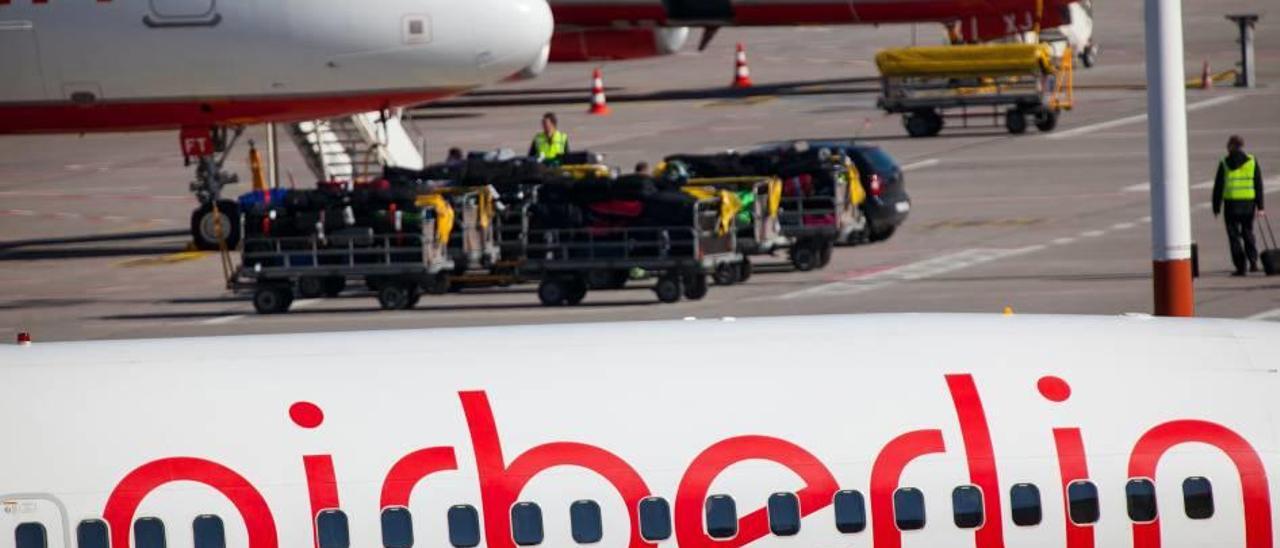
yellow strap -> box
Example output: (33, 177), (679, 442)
(477, 190), (494, 230)
(415, 194), (455, 244)
(717, 190), (742, 236)
(845, 161), (866, 206)
(249, 146), (267, 192)
(767, 178), (782, 218)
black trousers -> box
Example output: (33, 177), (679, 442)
(1224, 201), (1258, 272)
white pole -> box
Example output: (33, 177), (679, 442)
(1144, 0), (1194, 316)
(266, 123), (279, 189)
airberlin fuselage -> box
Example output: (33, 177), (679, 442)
(1, 314), (1277, 547)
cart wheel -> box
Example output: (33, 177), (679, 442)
(1080, 45), (1098, 68)
(1034, 108), (1059, 132)
(297, 276), (324, 299)
(377, 283), (415, 310)
(321, 276), (347, 297)
(712, 262), (739, 285)
(684, 274), (709, 300)
(253, 286), (293, 314)
(406, 292), (421, 309)
(538, 279), (569, 306)
(1005, 109), (1028, 134)
(737, 258), (754, 283)
(818, 244), (834, 268)
(904, 113), (933, 138)
(566, 278), (589, 306)
(925, 110), (944, 136)
(654, 276), (683, 303)
(790, 244), (820, 272)
(424, 274), (450, 295)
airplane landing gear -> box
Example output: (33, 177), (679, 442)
(184, 126), (244, 250)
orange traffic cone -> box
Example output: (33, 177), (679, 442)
(1201, 60), (1213, 90)
(732, 43), (753, 88)
(588, 68), (611, 115)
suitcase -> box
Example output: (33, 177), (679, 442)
(1260, 214), (1280, 276)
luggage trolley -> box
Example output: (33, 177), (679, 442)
(876, 43), (1074, 137)
(230, 199), (455, 314)
(680, 176), (787, 284)
(665, 145), (866, 272)
(510, 195), (740, 306)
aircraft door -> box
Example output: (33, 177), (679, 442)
(0, 23), (47, 102)
(145, 0), (221, 27)
(663, 0), (734, 22)
(1, 497), (68, 548)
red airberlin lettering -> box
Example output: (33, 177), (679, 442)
(102, 457), (278, 548)
(1128, 419), (1273, 548)
(94, 376), (1275, 548)
(674, 435), (839, 547)
(460, 390), (653, 548)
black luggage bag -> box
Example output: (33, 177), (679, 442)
(1260, 214), (1280, 276)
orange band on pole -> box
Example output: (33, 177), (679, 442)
(1153, 259), (1194, 316)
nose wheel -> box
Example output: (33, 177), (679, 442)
(191, 200), (241, 250)
(183, 126), (244, 250)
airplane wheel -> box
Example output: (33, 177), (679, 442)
(654, 276), (683, 303)
(253, 286), (293, 314)
(191, 200), (241, 250)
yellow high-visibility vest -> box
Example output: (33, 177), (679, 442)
(532, 131), (568, 161)
(1223, 155), (1257, 201)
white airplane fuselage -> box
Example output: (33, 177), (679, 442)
(0, 0), (553, 133)
(1, 314), (1277, 548)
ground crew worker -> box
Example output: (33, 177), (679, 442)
(529, 112), (569, 164)
(1212, 135), (1266, 276)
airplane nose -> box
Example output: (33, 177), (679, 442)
(469, 0), (554, 82)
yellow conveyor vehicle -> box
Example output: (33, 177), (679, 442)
(875, 43), (1074, 137)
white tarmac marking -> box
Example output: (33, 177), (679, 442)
(778, 246), (1044, 300)
(1246, 308), (1280, 321)
(901, 158), (941, 172)
(1080, 230), (1105, 238)
(1125, 180), (1215, 193)
(201, 314), (244, 325)
(1052, 237), (1077, 245)
(1112, 222), (1137, 230)
(1048, 95), (1240, 140)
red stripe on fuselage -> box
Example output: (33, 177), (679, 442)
(0, 88), (466, 135)
(550, 0), (1072, 26)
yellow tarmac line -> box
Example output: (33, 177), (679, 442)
(701, 95), (777, 108)
(115, 250), (209, 268)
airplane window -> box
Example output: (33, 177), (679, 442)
(894, 487), (926, 531)
(316, 509), (351, 548)
(637, 497), (672, 541)
(15, 523), (46, 548)
(1126, 479), (1158, 523)
(511, 502), (544, 546)
(833, 490), (867, 533)
(1183, 477), (1215, 519)
(447, 505), (481, 548)
(952, 485), (984, 529)
(77, 520), (110, 548)
(1009, 483), (1043, 526)
(570, 500), (603, 544)
(381, 507), (414, 548)
(1067, 481), (1100, 525)
(705, 494), (738, 539)
(193, 515), (226, 548)
(135, 517), (167, 548)
(768, 492), (801, 536)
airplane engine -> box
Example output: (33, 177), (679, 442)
(549, 27), (690, 61)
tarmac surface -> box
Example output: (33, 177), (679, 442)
(2, 0), (1278, 341)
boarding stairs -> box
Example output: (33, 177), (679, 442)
(288, 111), (424, 184)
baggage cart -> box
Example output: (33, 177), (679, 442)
(875, 43), (1074, 137)
(681, 176), (787, 284)
(503, 195), (740, 305)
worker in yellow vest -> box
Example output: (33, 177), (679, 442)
(1212, 135), (1266, 276)
(529, 112), (569, 165)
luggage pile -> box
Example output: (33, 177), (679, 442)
(664, 144), (866, 271)
(230, 152), (740, 312)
